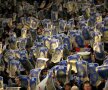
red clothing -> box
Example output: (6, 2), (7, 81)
(75, 44), (89, 52)
(75, 47), (80, 52)
(85, 44), (89, 48)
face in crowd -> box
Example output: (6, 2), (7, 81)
(83, 81), (92, 90)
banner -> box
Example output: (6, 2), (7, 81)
(30, 29), (37, 41)
(76, 60), (88, 80)
(63, 36), (71, 50)
(50, 38), (59, 50)
(46, 71), (56, 90)
(30, 18), (38, 29)
(43, 37), (51, 49)
(30, 69), (41, 85)
(53, 34), (63, 45)
(42, 19), (52, 30)
(75, 34), (84, 48)
(4, 50), (15, 62)
(82, 26), (91, 40)
(58, 60), (67, 66)
(35, 42), (44, 49)
(96, 65), (108, 80)
(67, 18), (75, 29)
(92, 31), (101, 43)
(88, 63), (101, 86)
(51, 65), (67, 84)
(51, 47), (63, 63)
(95, 13), (102, 23)
(59, 20), (67, 33)
(66, 1), (78, 13)
(39, 47), (48, 58)
(36, 70), (56, 90)
(19, 75), (37, 90)
(19, 57), (34, 72)
(8, 60), (20, 78)
(35, 58), (49, 69)
(93, 42), (105, 60)
(21, 28), (27, 38)
(43, 29), (52, 36)
(36, 74), (48, 90)
(18, 49), (28, 59)
(30, 77), (37, 90)
(67, 54), (80, 73)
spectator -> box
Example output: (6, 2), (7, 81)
(71, 85), (79, 90)
(82, 81), (92, 90)
(9, 76), (27, 90)
(64, 82), (71, 90)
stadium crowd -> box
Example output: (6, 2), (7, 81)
(0, 0), (108, 90)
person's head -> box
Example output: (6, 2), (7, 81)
(83, 81), (92, 90)
(64, 82), (71, 90)
(71, 85), (79, 90)
(15, 76), (21, 85)
(57, 70), (66, 84)
(71, 70), (75, 75)
(43, 68), (48, 75)
(25, 45), (31, 51)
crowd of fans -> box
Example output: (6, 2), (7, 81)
(0, 0), (108, 90)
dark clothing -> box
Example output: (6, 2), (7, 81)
(9, 83), (27, 90)
(95, 58), (104, 66)
(0, 71), (9, 85)
(97, 81), (105, 90)
(104, 43), (108, 52)
(13, 28), (21, 37)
